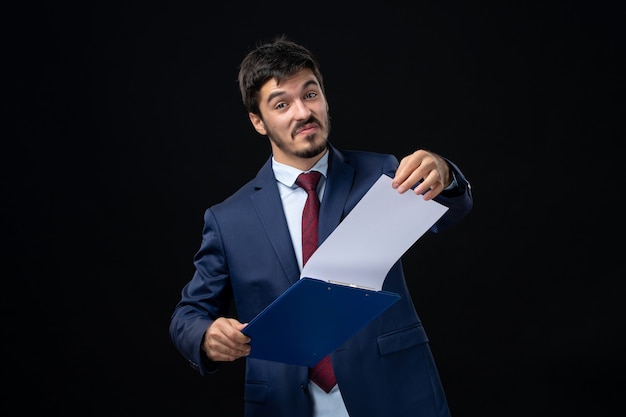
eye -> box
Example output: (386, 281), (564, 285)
(304, 91), (318, 100)
(275, 102), (287, 109)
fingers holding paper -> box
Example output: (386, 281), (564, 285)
(203, 317), (251, 362)
(392, 149), (451, 200)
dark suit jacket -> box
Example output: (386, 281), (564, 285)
(170, 143), (473, 417)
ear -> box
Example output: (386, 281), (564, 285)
(248, 112), (267, 135)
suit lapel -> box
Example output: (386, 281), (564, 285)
(250, 160), (301, 286)
(319, 146), (355, 245)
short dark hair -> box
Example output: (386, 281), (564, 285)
(238, 35), (325, 115)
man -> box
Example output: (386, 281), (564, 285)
(170, 35), (473, 417)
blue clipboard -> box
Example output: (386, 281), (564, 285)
(242, 277), (401, 367)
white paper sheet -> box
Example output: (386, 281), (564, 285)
(300, 174), (448, 291)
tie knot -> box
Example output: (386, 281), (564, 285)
(296, 171), (322, 192)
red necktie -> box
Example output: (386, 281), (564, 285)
(295, 171), (337, 393)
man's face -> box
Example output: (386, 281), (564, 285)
(249, 68), (330, 170)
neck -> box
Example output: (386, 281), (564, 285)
(273, 147), (328, 171)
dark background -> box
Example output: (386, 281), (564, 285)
(4, 1), (624, 416)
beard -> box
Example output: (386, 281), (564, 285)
(293, 135), (328, 158)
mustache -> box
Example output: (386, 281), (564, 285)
(292, 116), (322, 136)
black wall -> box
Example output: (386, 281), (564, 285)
(5, 2), (624, 416)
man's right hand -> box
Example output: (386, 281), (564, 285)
(202, 317), (251, 362)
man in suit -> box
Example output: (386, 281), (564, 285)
(169, 35), (473, 417)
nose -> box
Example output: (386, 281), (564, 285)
(292, 99), (312, 120)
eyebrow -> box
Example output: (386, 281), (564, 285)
(265, 79), (320, 105)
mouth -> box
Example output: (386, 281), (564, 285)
(294, 123), (318, 137)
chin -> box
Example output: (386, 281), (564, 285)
(300, 138), (327, 158)
(303, 138), (328, 158)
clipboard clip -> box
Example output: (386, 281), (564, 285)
(327, 280), (377, 291)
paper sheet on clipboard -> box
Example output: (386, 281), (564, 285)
(301, 174), (449, 290)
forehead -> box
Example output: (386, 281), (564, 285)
(260, 69), (319, 100)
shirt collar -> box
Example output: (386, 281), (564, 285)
(272, 150), (329, 188)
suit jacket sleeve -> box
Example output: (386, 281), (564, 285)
(169, 207), (232, 375)
(431, 158), (473, 233)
